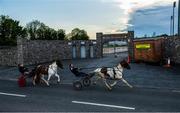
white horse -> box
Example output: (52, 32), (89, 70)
(93, 60), (133, 90)
(33, 60), (63, 86)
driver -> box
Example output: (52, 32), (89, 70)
(18, 63), (29, 76)
(18, 63), (36, 78)
(69, 64), (88, 77)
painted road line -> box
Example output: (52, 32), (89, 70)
(60, 83), (72, 85)
(0, 78), (17, 81)
(172, 90), (180, 93)
(72, 101), (135, 110)
(0, 92), (26, 98)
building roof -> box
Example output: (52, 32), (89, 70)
(133, 37), (164, 41)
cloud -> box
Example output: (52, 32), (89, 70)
(100, 0), (176, 34)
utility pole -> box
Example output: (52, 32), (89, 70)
(178, 0), (180, 36)
(170, 16), (173, 36)
(173, 1), (176, 37)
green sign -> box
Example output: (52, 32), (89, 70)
(136, 44), (151, 49)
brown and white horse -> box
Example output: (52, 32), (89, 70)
(93, 60), (133, 90)
(33, 60), (63, 86)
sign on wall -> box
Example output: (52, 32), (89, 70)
(136, 44), (151, 49)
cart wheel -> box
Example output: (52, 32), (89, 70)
(83, 78), (91, 87)
(73, 81), (82, 90)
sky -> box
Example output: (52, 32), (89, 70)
(0, 0), (179, 39)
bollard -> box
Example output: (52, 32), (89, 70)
(164, 57), (171, 68)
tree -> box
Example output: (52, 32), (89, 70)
(26, 20), (45, 40)
(26, 20), (66, 40)
(68, 28), (89, 40)
(57, 29), (65, 40)
(0, 15), (26, 46)
(158, 34), (169, 37)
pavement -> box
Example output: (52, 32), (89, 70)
(0, 79), (180, 112)
(0, 52), (180, 90)
(0, 52), (180, 112)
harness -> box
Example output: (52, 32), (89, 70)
(49, 65), (57, 74)
(113, 67), (116, 79)
(110, 66), (123, 79)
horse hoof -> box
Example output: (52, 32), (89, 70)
(108, 88), (112, 91)
(107, 87), (112, 91)
(32, 83), (36, 86)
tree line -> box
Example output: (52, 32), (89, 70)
(0, 15), (89, 46)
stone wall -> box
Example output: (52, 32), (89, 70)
(98, 31), (134, 44)
(17, 39), (72, 65)
(0, 46), (18, 66)
(0, 38), (102, 66)
(164, 36), (180, 64)
(16, 38), (101, 65)
(96, 31), (134, 59)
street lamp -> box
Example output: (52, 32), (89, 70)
(170, 16), (173, 36)
(172, 1), (176, 37)
(178, 0), (180, 36)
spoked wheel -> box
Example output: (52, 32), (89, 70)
(73, 81), (82, 90)
(82, 77), (91, 87)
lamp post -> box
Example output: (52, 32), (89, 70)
(170, 16), (173, 36)
(114, 39), (116, 57)
(173, 1), (176, 37)
(178, 0), (180, 36)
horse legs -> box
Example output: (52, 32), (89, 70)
(121, 78), (133, 88)
(103, 79), (112, 91)
(41, 75), (49, 86)
(110, 81), (118, 87)
(32, 75), (37, 86)
(55, 73), (60, 83)
(95, 72), (112, 90)
(93, 74), (101, 85)
(47, 74), (52, 84)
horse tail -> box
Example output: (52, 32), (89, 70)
(34, 65), (42, 84)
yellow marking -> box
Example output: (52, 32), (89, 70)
(136, 44), (151, 49)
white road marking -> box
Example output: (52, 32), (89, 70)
(172, 90), (180, 93)
(60, 83), (72, 85)
(72, 101), (135, 110)
(0, 92), (26, 97)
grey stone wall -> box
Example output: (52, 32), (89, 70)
(0, 46), (18, 66)
(17, 38), (101, 65)
(164, 36), (180, 64)
(0, 38), (102, 66)
(18, 39), (72, 65)
(96, 33), (103, 58)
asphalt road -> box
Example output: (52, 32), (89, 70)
(0, 79), (180, 112)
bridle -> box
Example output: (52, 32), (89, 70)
(112, 64), (125, 77)
(49, 63), (57, 74)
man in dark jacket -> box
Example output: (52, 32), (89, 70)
(18, 64), (29, 75)
(18, 64), (37, 78)
(69, 64), (88, 77)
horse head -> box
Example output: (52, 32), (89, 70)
(120, 59), (131, 70)
(55, 60), (64, 69)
